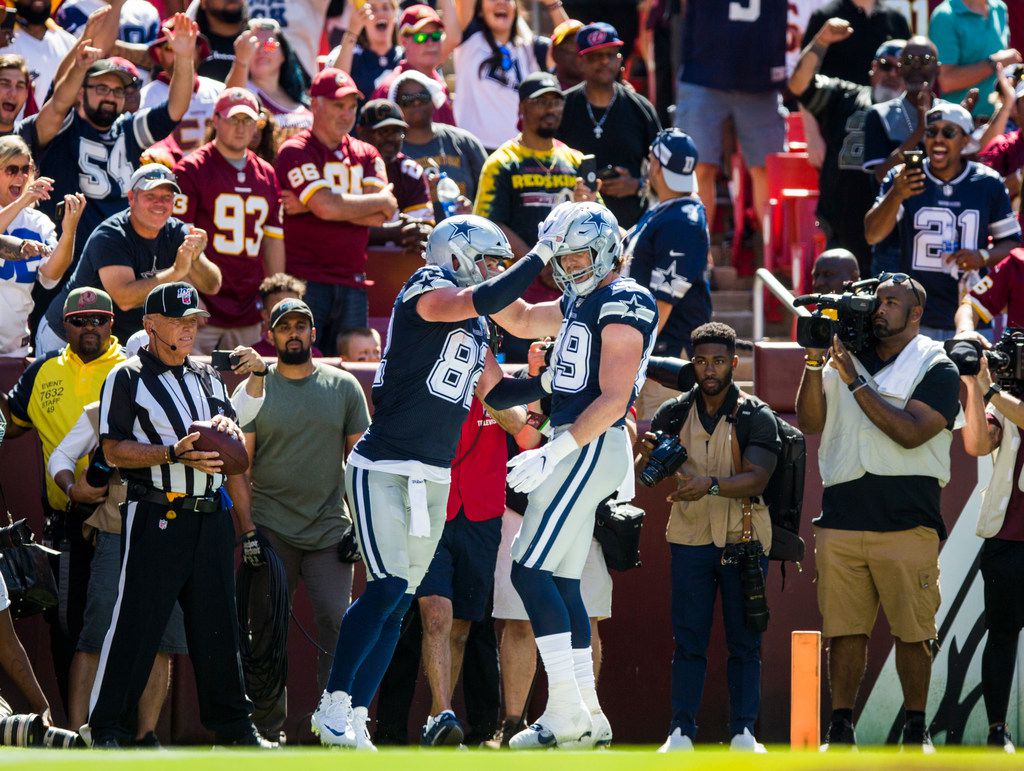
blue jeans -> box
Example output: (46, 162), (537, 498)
(302, 281), (369, 356)
(669, 543), (767, 739)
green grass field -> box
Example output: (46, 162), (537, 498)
(0, 746), (1022, 771)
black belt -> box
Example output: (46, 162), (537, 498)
(127, 484), (220, 513)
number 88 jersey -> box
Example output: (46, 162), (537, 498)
(356, 265), (490, 468)
(172, 144), (283, 328)
(549, 277), (658, 427)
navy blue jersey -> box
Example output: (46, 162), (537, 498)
(878, 160), (1021, 329)
(680, 0), (787, 92)
(356, 265), (490, 467)
(18, 106), (177, 249)
(625, 197), (711, 356)
(549, 277), (657, 427)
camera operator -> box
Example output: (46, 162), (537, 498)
(960, 352), (1024, 753)
(795, 275), (961, 751)
(865, 103), (1021, 341)
(954, 248), (1024, 346)
(641, 322), (779, 754)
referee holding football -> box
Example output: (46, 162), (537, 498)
(86, 282), (275, 749)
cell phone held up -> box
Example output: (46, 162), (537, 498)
(211, 350), (240, 371)
(55, 201), (65, 221)
(902, 149), (924, 172)
(578, 154), (598, 192)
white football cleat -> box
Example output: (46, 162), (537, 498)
(657, 728), (694, 752)
(350, 706), (377, 752)
(590, 711), (612, 748)
(509, 703), (592, 750)
(730, 728), (767, 753)
(311, 690), (354, 748)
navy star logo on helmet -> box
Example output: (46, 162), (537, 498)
(446, 219), (481, 244)
(580, 210), (607, 233)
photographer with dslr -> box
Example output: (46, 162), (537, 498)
(865, 103), (1020, 341)
(641, 323), (779, 754)
(796, 275), (961, 751)
(959, 342), (1024, 753)
(955, 248), (1024, 346)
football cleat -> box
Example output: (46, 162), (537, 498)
(588, 711), (612, 748)
(508, 703), (591, 750)
(350, 706), (377, 751)
(657, 728), (694, 753)
(730, 728), (767, 753)
(421, 710), (465, 746)
(311, 690), (354, 748)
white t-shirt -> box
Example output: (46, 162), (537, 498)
(1, 24), (77, 110)
(0, 207), (59, 357)
(140, 75), (224, 155)
(453, 29), (541, 150)
(56, 0), (162, 45)
(248, 0), (332, 78)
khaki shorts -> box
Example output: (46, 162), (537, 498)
(814, 525), (940, 643)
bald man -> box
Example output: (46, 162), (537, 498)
(812, 249), (861, 294)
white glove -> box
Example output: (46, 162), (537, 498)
(532, 202), (577, 264)
(506, 431), (579, 494)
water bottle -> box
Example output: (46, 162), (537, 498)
(436, 173), (460, 220)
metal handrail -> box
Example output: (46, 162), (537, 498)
(752, 268), (811, 342)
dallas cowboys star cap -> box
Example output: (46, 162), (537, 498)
(649, 128), (699, 194)
(144, 282), (209, 318)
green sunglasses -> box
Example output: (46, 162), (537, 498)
(410, 29), (444, 44)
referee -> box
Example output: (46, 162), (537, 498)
(87, 282), (274, 749)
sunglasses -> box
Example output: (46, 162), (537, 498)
(924, 124), (962, 139)
(878, 272), (923, 306)
(900, 53), (936, 67)
(397, 92), (431, 106)
(409, 30), (444, 44)
(66, 315), (111, 328)
(498, 44), (513, 71)
(3, 163), (30, 176)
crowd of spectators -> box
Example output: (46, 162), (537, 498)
(0, 0), (1022, 755)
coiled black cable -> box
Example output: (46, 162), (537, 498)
(236, 543), (290, 708)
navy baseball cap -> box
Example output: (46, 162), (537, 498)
(576, 22), (623, 56)
(874, 39), (905, 61)
(650, 129), (699, 193)
(358, 98), (409, 130)
(518, 71), (563, 101)
(144, 282), (209, 318)
(269, 298), (314, 328)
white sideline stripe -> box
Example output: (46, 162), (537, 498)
(88, 501), (136, 718)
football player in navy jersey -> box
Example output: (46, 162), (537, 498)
(866, 103), (1021, 339)
(310, 211), (576, 750)
(487, 201), (657, 749)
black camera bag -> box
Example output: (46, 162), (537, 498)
(0, 519), (58, 619)
(593, 496), (645, 571)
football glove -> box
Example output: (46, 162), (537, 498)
(506, 431), (579, 494)
(337, 524), (362, 563)
(241, 530), (266, 569)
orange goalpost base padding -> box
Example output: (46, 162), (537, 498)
(791, 630), (822, 749)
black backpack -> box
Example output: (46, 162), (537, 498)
(651, 388), (806, 564)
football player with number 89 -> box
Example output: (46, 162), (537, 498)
(310, 210), (577, 750)
(492, 201), (657, 749)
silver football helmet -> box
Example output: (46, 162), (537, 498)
(548, 202), (622, 298)
(424, 215), (514, 287)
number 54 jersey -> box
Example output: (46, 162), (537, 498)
(173, 144), (283, 329)
(356, 265), (490, 468)
(549, 277), (657, 427)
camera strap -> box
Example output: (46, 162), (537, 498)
(728, 400), (754, 543)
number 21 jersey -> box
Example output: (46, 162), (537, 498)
(356, 265), (489, 468)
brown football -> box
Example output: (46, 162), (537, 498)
(187, 420), (249, 476)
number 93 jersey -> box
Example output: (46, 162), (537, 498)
(548, 277), (658, 427)
(356, 265), (490, 468)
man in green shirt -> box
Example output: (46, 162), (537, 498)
(930, 0), (1020, 118)
(232, 298), (371, 740)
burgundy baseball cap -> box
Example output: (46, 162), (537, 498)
(310, 68), (363, 101)
(85, 58), (140, 87)
(215, 87), (261, 120)
(576, 22), (624, 56)
(399, 4), (442, 35)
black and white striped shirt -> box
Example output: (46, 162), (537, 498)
(99, 348), (236, 496)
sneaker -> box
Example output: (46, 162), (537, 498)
(900, 720), (935, 754)
(134, 731), (161, 748)
(508, 703), (591, 750)
(351, 706), (377, 752)
(820, 716), (857, 751)
(93, 737), (121, 749)
(216, 725), (278, 748)
(657, 728), (693, 753)
(730, 728), (767, 753)
(311, 690), (354, 748)
(482, 718), (524, 749)
(988, 724), (1015, 753)
(421, 711), (465, 746)
(590, 711), (612, 748)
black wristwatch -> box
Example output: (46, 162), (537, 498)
(848, 375), (867, 392)
(985, 383), (1003, 403)
(252, 368), (269, 377)
(707, 477), (720, 496)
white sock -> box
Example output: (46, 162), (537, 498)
(572, 647), (601, 713)
(535, 632), (582, 707)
